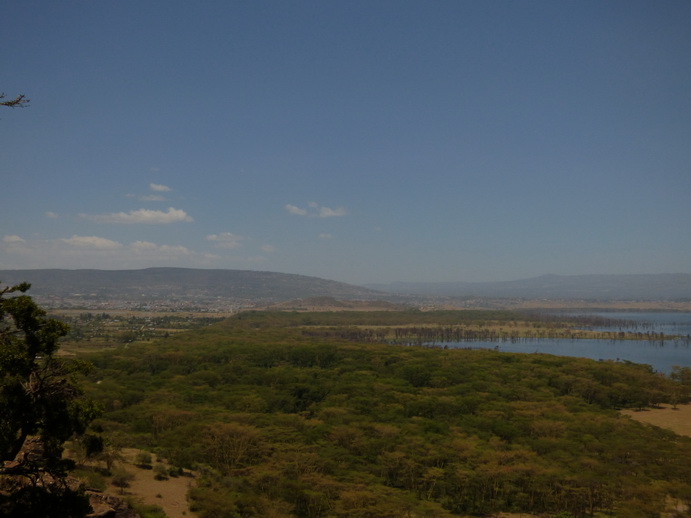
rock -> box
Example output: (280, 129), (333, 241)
(87, 492), (139, 518)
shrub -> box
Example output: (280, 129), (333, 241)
(153, 464), (169, 481)
(135, 451), (153, 469)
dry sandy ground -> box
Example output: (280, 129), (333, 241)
(621, 403), (691, 437)
(105, 449), (195, 518)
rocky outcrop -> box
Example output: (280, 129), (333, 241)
(1, 437), (139, 517)
(86, 491), (139, 518)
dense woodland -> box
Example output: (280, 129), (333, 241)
(80, 310), (691, 518)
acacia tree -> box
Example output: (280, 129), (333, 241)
(0, 282), (98, 517)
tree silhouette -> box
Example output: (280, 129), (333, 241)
(0, 282), (98, 517)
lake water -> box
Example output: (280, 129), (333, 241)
(440, 312), (691, 374)
(580, 311), (691, 336)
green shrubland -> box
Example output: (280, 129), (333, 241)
(83, 311), (691, 517)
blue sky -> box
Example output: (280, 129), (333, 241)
(2, 1), (690, 285)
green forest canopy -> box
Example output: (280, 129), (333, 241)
(83, 310), (691, 518)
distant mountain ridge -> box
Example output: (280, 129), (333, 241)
(2, 269), (689, 303)
(366, 274), (691, 300)
(0, 268), (382, 302)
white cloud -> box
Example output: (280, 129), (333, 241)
(126, 181), (172, 201)
(45, 211), (59, 219)
(150, 183), (171, 192)
(317, 206), (347, 218)
(1, 235), (30, 261)
(61, 235), (123, 249)
(206, 232), (245, 249)
(260, 244), (276, 252)
(285, 204), (308, 216)
(286, 202), (347, 218)
(80, 207), (193, 224)
(3, 235), (26, 243)
(318, 233), (333, 239)
(1, 235), (211, 269)
(131, 241), (193, 256)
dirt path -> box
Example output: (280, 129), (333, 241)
(622, 403), (691, 437)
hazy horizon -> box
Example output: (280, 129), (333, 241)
(2, 1), (690, 285)
(1, 266), (690, 290)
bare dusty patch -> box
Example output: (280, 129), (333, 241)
(622, 403), (691, 437)
(104, 448), (195, 518)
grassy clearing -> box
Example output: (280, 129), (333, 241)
(622, 404), (691, 438)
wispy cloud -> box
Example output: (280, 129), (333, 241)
(1, 234), (209, 269)
(127, 183), (172, 201)
(80, 207), (193, 224)
(285, 202), (347, 218)
(130, 240), (193, 256)
(3, 235), (26, 244)
(61, 235), (123, 249)
(318, 233), (333, 239)
(0, 233), (282, 270)
(206, 232), (245, 249)
(45, 211), (59, 219)
(285, 204), (308, 216)
(317, 206), (347, 217)
(149, 183), (171, 192)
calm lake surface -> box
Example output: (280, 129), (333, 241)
(441, 312), (691, 374)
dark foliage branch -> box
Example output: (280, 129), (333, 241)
(0, 93), (29, 108)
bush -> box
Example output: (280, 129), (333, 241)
(111, 468), (134, 489)
(73, 467), (107, 492)
(153, 464), (169, 481)
(135, 451), (153, 469)
(130, 503), (167, 518)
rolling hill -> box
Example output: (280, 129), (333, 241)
(0, 267), (383, 302)
(2, 269), (690, 303)
(366, 273), (691, 300)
